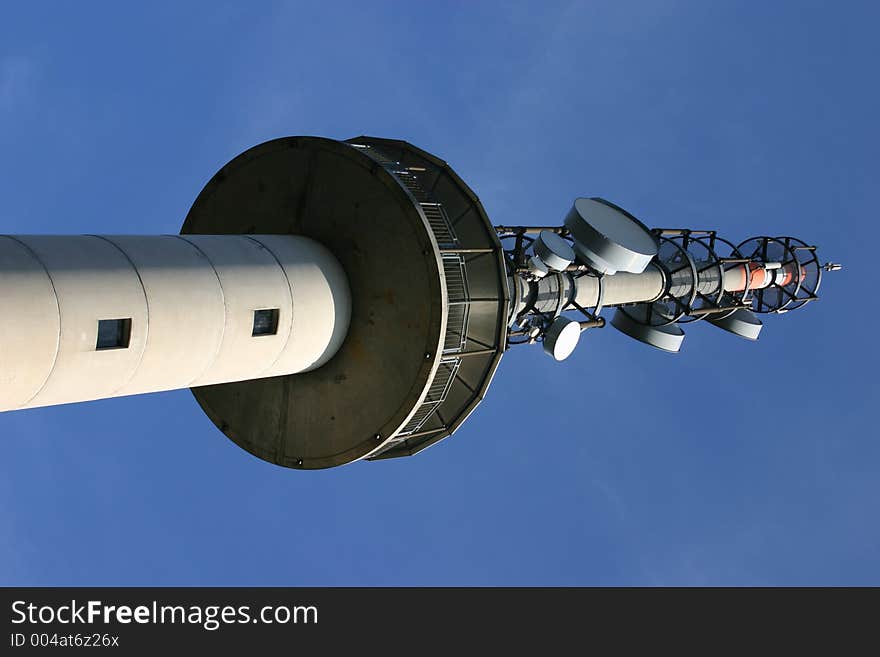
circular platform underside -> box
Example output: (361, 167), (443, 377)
(181, 137), (445, 469)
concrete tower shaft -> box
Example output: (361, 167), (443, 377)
(0, 234), (350, 411)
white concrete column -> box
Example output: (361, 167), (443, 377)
(0, 234), (350, 411)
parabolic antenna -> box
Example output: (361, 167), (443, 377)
(610, 307), (685, 352)
(564, 198), (658, 274)
(533, 230), (575, 271)
(543, 316), (581, 361)
(708, 308), (763, 341)
(527, 255), (551, 279)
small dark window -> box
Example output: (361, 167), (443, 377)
(96, 318), (131, 350)
(252, 309), (279, 336)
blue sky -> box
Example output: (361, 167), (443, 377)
(0, 1), (876, 585)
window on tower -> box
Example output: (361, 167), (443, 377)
(96, 318), (132, 350)
(252, 309), (280, 336)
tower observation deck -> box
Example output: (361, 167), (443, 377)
(0, 136), (839, 468)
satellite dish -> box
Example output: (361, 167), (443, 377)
(610, 308), (684, 353)
(527, 255), (550, 279)
(708, 309), (763, 341)
(533, 230), (575, 271)
(564, 198), (658, 274)
(543, 316), (581, 361)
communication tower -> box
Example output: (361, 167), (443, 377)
(0, 136), (839, 468)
